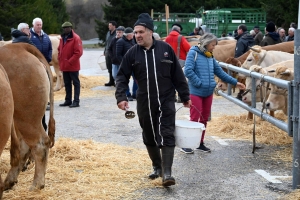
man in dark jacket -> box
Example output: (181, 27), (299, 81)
(115, 13), (191, 187)
(108, 26), (125, 81)
(116, 27), (138, 101)
(260, 21), (281, 46)
(30, 17), (52, 63)
(234, 24), (254, 58)
(58, 21), (83, 108)
(104, 21), (117, 86)
(12, 23), (34, 45)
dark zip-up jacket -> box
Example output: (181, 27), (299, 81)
(234, 32), (255, 58)
(115, 39), (190, 114)
(107, 37), (121, 65)
(11, 29), (35, 45)
(116, 35), (135, 64)
(30, 28), (52, 63)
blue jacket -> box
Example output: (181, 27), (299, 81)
(184, 46), (237, 97)
(30, 29), (52, 63)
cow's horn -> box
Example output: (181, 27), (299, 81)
(280, 70), (291, 75)
(249, 47), (260, 53)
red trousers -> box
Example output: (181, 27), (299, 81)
(190, 94), (213, 143)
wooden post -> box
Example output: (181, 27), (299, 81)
(165, 4), (169, 35)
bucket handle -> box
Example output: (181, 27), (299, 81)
(97, 55), (105, 63)
(176, 105), (204, 123)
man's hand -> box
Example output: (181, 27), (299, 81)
(117, 101), (129, 110)
(236, 82), (246, 90)
(183, 100), (191, 108)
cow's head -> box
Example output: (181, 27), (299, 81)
(241, 46), (266, 74)
(265, 66), (294, 114)
(242, 65), (270, 104)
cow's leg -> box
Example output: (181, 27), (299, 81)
(4, 136), (30, 190)
(30, 134), (50, 190)
(53, 63), (64, 91)
(247, 112), (253, 120)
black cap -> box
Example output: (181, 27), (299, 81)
(254, 25), (259, 29)
(116, 26), (125, 31)
(172, 23), (183, 31)
(134, 13), (154, 31)
(124, 27), (134, 34)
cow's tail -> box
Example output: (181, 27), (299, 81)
(24, 44), (56, 148)
(45, 63), (56, 148)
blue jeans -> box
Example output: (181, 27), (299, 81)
(126, 73), (138, 97)
(112, 64), (119, 81)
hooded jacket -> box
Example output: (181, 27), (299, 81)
(260, 32), (281, 46)
(165, 30), (191, 60)
(234, 32), (255, 58)
(58, 30), (83, 71)
(11, 29), (35, 45)
(185, 46), (237, 97)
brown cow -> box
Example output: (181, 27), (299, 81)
(265, 65), (295, 114)
(0, 64), (14, 199)
(0, 43), (55, 191)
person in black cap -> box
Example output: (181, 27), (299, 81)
(115, 13), (191, 187)
(253, 25), (263, 45)
(116, 27), (138, 101)
(260, 21), (281, 46)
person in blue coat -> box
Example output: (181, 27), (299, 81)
(184, 33), (245, 153)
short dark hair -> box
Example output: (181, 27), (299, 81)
(238, 24), (247, 32)
(109, 21), (117, 27)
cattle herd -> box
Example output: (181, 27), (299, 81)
(0, 35), (296, 199)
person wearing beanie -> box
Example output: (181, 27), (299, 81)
(260, 21), (281, 46)
(104, 21), (117, 86)
(115, 13), (191, 187)
(116, 27), (138, 101)
(58, 21), (83, 108)
(108, 26), (125, 82)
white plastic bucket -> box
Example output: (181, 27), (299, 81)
(175, 120), (205, 148)
(97, 56), (107, 70)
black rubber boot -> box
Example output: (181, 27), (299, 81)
(161, 146), (175, 187)
(146, 146), (162, 179)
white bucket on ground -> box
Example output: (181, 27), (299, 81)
(175, 120), (205, 148)
(97, 56), (107, 70)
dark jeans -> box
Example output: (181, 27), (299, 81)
(63, 71), (80, 103)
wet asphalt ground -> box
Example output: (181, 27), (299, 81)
(50, 49), (294, 199)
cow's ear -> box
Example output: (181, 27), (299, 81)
(280, 70), (291, 75)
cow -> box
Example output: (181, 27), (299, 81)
(265, 65), (295, 114)
(0, 43), (55, 191)
(241, 60), (294, 119)
(49, 34), (63, 91)
(0, 36), (63, 91)
(240, 46), (294, 75)
(0, 64), (15, 199)
(217, 41), (295, 92)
